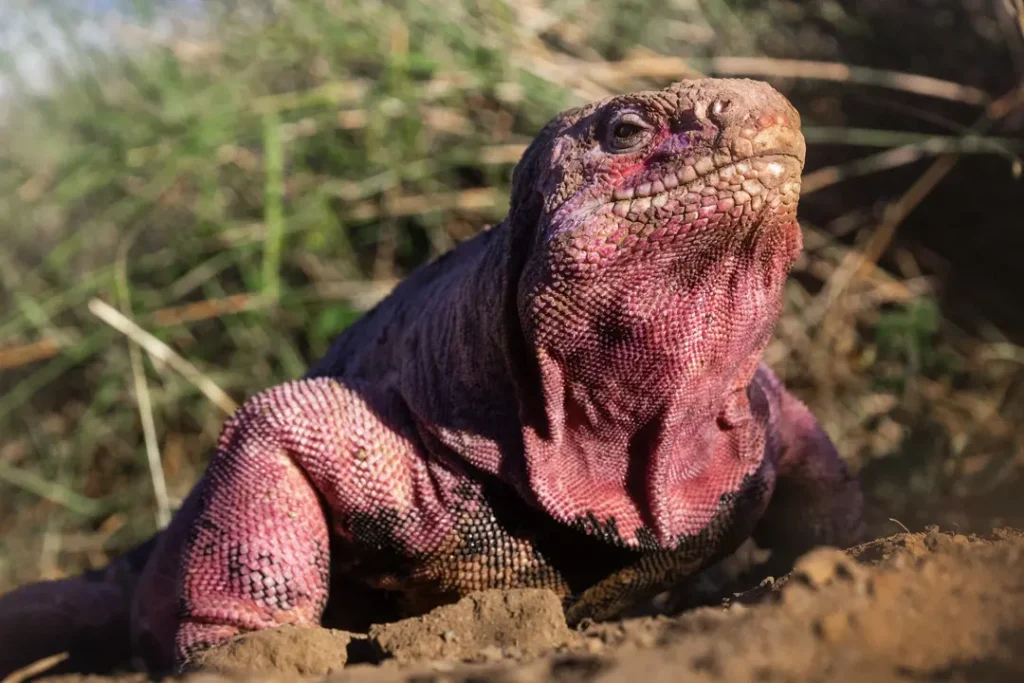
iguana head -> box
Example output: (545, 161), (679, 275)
(511, 77), (805, 287)
(507, 78), (807, 547)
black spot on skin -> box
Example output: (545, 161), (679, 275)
(570, 512), (629, 547)
(188, 514), (227, 559)
(594, 315), (633, 350)
(459, 525), (488, 556)
(452, 480), (479, 502)
(634, 526), (659, 549)
(227, 543), (244, 581)
(198, 518), (221, 532)
(347, 508), (406, 552)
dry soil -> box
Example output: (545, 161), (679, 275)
(15, 527), (1024, 683)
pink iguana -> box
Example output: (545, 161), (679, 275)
(0, 78), (863, 676)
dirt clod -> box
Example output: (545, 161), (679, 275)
(368, 589), (575, 665)
(189, 625), (350, 676)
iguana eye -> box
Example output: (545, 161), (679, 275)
(605, 111), (652, 152)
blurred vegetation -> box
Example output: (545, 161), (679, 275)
(1, 0), (1022, 590)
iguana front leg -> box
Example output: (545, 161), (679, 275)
(135, 377), (450, 670)
(752, 365), (865, 560)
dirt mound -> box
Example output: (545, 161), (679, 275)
(24, 528), (1024, 683)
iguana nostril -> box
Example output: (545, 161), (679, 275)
(708, 98), (732, 132)
(672, 108), (702, 134)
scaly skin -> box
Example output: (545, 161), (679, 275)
(0, 78), (863, 677)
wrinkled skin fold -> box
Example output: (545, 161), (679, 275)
(0, 78), (864, 677)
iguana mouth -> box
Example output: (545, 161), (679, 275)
(610, 152), (801, 203)
(599, 152), (802, 224)
(605, 122), (805, 211)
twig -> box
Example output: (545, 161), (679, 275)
(115, 231), (171, 529)
(889, 518), (912, 534)
(151, 284), (395, 329)
(584, 55), (704, 84)
(802, 144), (928, 194)
(0, 339), (61, 370)
(0, 652), (70, 683)
(801, 127), (1022, 157)
(698, 57), (990, 105)
(581, 55), (991, 104)
(0, 332), (108, 424)
(152, 293), (266, 327)
(87, 298), (239, 415)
